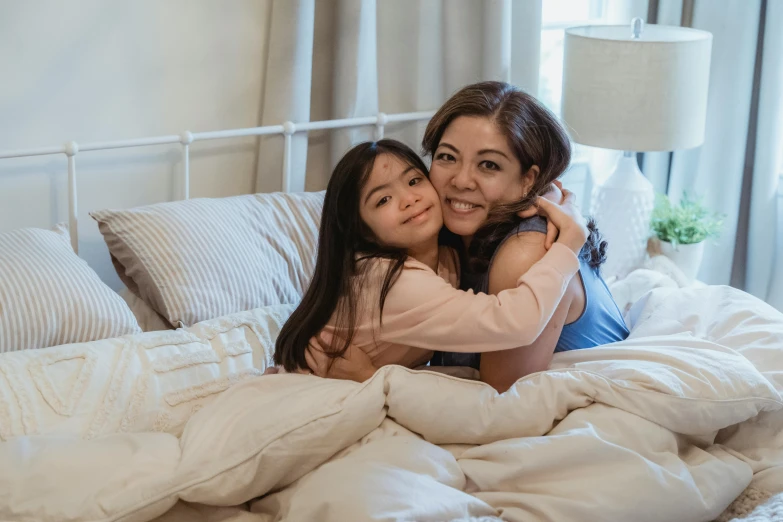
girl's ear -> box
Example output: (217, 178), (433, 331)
(522, 165), (539, 196)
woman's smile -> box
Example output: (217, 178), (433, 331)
(445, 197), (482, 214)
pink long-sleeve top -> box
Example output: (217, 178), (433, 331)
(319, 242), (580, 369)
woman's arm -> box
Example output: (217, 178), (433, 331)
(479, 232), (583, 392)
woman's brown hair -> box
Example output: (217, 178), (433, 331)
(422, 81), (606, 273)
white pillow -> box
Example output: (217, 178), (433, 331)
(91, 191), (324, 328)
(0, 225), (141, 353)
(0, 303), (293, 441)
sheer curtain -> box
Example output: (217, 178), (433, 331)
(642, 0), (782, 308)
(253, 0), (543, 193)
(744, 0), (782, 308)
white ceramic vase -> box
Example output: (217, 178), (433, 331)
(591, 153), (655, 280)
(658, 240), (705, 281)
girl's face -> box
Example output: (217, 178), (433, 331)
(428, 116), (531, 244)
(359, 153), (443, 252)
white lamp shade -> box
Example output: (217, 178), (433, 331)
(562, 24), (712, 152)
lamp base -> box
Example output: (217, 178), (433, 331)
(590, 152), (655, 279)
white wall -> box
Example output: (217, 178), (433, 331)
(0, 0), (272, 288)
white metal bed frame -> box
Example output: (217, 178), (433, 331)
(0, 111), (435, 254)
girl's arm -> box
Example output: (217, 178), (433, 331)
(377, 241), (578, 352)
(479, 232), (581, 392)
(303, 233), (578, 384)
(378, 192), (586, 353)
(306, 239), (576, 382)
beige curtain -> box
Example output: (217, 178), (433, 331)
(255, 0), (543, 193)
(255, 0), (315, 194)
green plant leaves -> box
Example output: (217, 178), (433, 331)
(650, 192), (724, 247)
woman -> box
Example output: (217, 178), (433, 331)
(307, 82), (629, 392)
(422, 81), (629, 392)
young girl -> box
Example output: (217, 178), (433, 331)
(273, 139), (587, 375)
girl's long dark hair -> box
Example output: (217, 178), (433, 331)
(423, 81), (607, 273)
(274, 139), (431, 372)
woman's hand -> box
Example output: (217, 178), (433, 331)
(517, 181), (566, 250)
(305, 334), (378, 383)
(533, 188), (588, 255)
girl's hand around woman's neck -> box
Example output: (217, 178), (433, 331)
(517, 180), (565, 249)
(534, 188), (588, 255)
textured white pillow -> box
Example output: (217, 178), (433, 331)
(0, 225), (141, 353)
(0, 304), (293, 441)
(91, 191), (324, 328)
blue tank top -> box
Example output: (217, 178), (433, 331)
(430, 217), (630, 370)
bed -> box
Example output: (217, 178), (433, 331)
(1, 113), (783, 522)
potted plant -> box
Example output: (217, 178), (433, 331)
(650, 192), (724, 280)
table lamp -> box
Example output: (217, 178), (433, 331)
(561, 18), (712, 279)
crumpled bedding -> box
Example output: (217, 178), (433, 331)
(2, 284), (783, 522)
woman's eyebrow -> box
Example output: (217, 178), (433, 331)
(477, 149), (510, 160)
(438, 143), (459, 153)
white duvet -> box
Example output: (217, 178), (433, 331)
(2, 283), (783, 522)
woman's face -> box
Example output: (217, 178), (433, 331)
(428, 116), (529, 243)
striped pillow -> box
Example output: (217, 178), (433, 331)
(0, 225), (142, 353)
(91, 191), (324, 328)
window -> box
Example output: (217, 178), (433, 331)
(539, 0), (607, 118)
(778, 162), (783, 200)
(538, 0), (610, 206)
